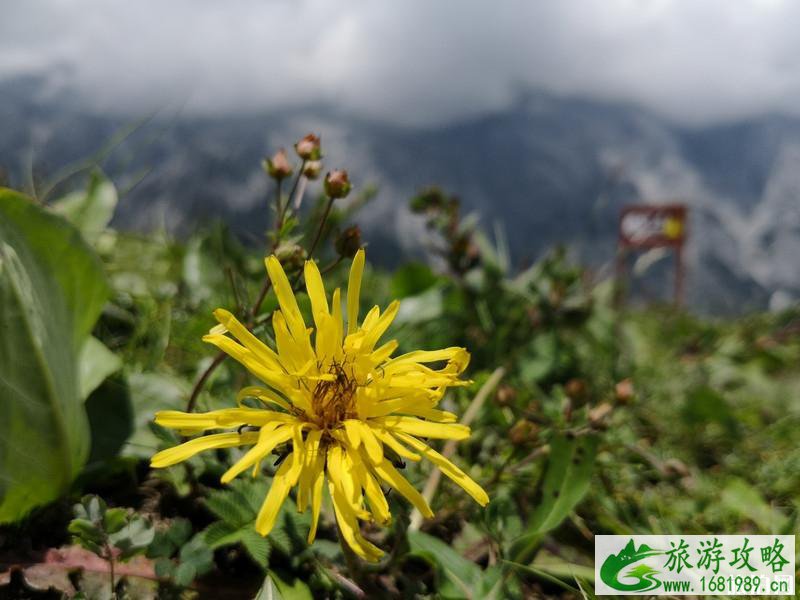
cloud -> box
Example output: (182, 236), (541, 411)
(3, 0), (800, 124)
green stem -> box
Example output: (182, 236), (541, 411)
(106, 544), (116, 599)
(307, 196), (335, 260)
(273, 178), (284, 238)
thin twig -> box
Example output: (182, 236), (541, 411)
(321, 255), (344, 275)
(409, 366), (506, 531)
(185, 352), (227, 413)
(307, 196), (335, 259)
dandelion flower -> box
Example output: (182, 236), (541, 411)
(151, 250), (488, 560)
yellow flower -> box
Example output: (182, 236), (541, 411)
(150, 250), (488, 560)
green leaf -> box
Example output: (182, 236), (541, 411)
(121, 373), (189, 459)
(68, 518), (105, 550)
(50, 173), (118, 245)
(103, 508), (128, 534)
(240, 528), (271, 568)
(154, 557), (175, 579)
(0, 189), (108, 523)
(510, 434), (598, 563)
(148, 519), (193, 559)
(167, 518), (193, 547)
(178, 534), (214, 576)
(390, 262), (438, 298)
(110, 514), (155, 560)
(77, 336), (122, 400)
(204, 486), (255, 527)
(84, 376), (133, 463)
(254, 570), (313, 600)
(172, 561), (197, 588)
(408, 530), (481, 599)
(203, 521), (245, 549)
(530, 434), (598, 532)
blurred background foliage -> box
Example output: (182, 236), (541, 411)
(0, 166), (798, 599)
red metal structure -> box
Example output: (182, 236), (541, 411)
(616, 203), (688, 306)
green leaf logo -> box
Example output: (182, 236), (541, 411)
(600, 538), (664, 592)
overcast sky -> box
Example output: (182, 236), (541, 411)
(3, 0), (800, 125)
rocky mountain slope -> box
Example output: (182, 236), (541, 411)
(2, 75), (799, 312)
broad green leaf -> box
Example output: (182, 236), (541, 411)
(84, 376), (133, 463)
(0, 188), (108, 523)
(510, 433), (598, 563)
(78, 336), (122, 400)
(408, 530), (481, 599)
(530, 434), (598, 532)
(121, 372), (189, 459)
(50, 173), (118, 244)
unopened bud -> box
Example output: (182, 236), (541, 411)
(509, 419), (539, 446)
(335, 226), (362, 258)
(324, 170), (351, 199)
(615, 378), (634, 404)
(565, 378), (587, 401)
(274, 243), (306, 271)
(294, 133), (322, 161)
(263, 149), (293, 181)
(588, 402), (613, 429)
(303, 160), (323, 180)
(494, 384), (517, 407)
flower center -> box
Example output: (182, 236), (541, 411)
(310, 361), (357, 431)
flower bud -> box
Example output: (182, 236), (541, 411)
(509, 419), (539, 446)
(494, 384), (517, 407)
(274, 242), (307, 271)
(588, 402), (613, 429)
(615, 378), (634, 404)
(324, 170), (351, 199)
(263, 149), (293, 181)
(303, 160), (323, 180)
(335, 225), (362, 258)
(565, 378), (587, 401)
(294, 133), (322, 161)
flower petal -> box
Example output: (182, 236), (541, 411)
(371, 456), (433, 518)
(150, 432), (258, 468)
(396, 432), (489, 506)
(255, 452), (301, 536)
(346, 249), (365, 334)
(379, 416), (470, 440)
(265, 255), (308, 343)
(220, 423), (295, 483)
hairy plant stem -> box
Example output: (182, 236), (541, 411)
(307, 196), (335, 259)
(105, 544), (116, 599)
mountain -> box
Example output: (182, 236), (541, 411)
(2, 74), (800, 313)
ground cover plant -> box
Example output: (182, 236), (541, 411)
(0, 136), (798, 599)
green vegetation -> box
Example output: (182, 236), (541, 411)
(0, 148), (798, 599)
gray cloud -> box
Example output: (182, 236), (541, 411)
(3, 0), (800, 124)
